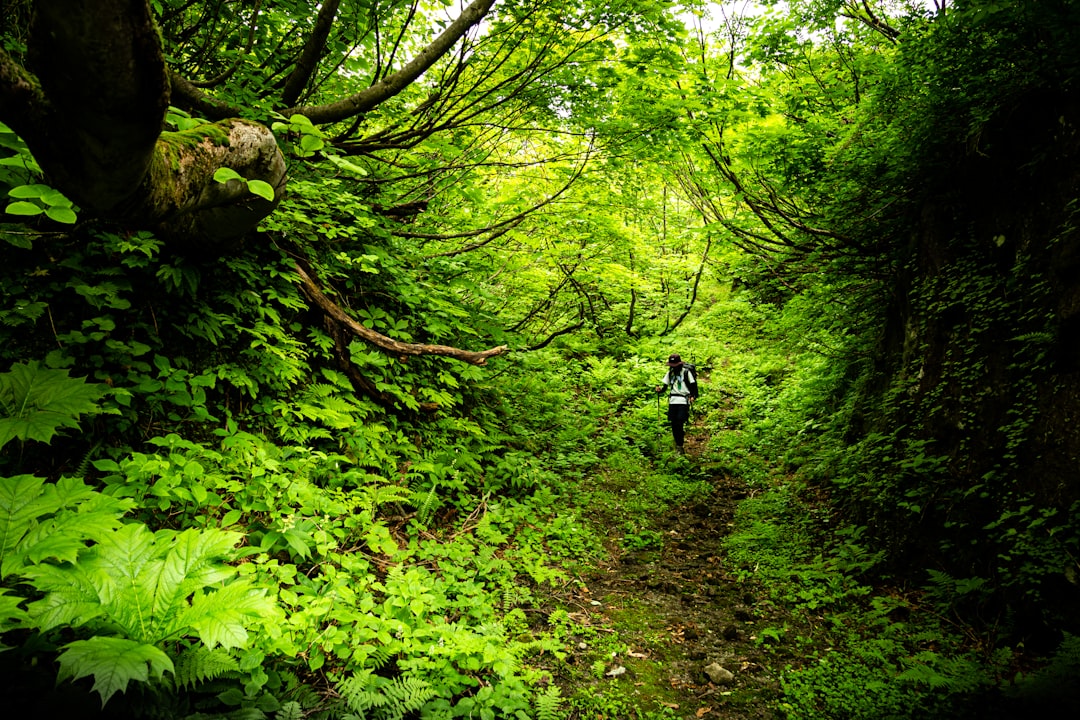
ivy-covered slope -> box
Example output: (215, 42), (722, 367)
(835, 0), (1080, 639)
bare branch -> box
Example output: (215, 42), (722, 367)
(295, 263), (507, 365)
(189, 0), (265, 89)
(283, 0), (496, 125)
(526, 317), (586, 351)
(280, 0), (341, 106)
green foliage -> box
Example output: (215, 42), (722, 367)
(57, 635), (174, 706)
(779, 642), (990, 720)
(1004, 633), (1080, 711)
(2, 0), (1079, 717)
(337, 670), (435, 719)
(24, 523), (276, 704)
(0, 361), (108, 451)
(171, 645), (240, 690)
(0, 474), (131, 579)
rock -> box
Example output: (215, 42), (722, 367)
(605, 665), (627, 678)
(703, 662), (735, 685)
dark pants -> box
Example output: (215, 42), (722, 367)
(667, 403), (690, 447)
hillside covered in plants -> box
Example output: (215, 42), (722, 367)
(1, 1), (1078, 718)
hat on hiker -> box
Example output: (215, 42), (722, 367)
(667, 354), (683, 367)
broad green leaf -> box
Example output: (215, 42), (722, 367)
(0, 230), (33, 248)
(8, 183), (51, 199)
(45, 205), (78, 224)
(247, 179), (275, 201)
(5, 200), (42, 216)
(299, 134), (324, 153)
(24, 561), (108, 630)
(213, 167), (243, 183)
(40, 189), (72, 206)
(220, 509), (242, 526)
(57, 636), (174, 705)
(185, 581), (274, 649)
(0, 474), (55, 576)
(0, 475), (130, 578)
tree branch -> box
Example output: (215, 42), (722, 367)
(280, 0), (341, 107)
(282, 0), (496, 125)
(189, 0), (265, 89)
(295, 262), (507, 365)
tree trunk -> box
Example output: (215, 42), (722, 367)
(0, 0), (496, 249)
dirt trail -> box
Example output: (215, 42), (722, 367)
(568, 435), (788, 719)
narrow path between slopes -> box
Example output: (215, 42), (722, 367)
(558, 429), (795, 719)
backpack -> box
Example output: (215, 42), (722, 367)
(672, 363), (699, 399)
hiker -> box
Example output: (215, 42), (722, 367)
(656, 353), (698, 453)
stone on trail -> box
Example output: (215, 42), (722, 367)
(703, 662), (735, 685)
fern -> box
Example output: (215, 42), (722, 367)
(413, 482), (440, 525)
(276, 700), (305, 720)
(381, 675), (435, 715)
(0, 474), (131, 580)
(171, 645), (239, 690)
(23, 523), (278, 705)
(0, 361), (108, 449)
(338, 669), (389, 716)
(534, 685), (564, 720)
(337, 671), (434, 720)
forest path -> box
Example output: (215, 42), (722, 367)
(562, 428), (790, 719)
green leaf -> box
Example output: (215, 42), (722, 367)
(184, 580), (274, 649)
(0, 362), (107, 450)
(327, 155), (369, 177)
(213, 167), (244, 183)
(0, 230), (33, 248)
(0, 587), (30, 640)
(247, 179), (275, 202)
(40, 189), (72, 207)
(0, 475), (130, 579)
(5, 200), (42, 216)
(57, 636), (174, 706)
(0, 474), (52, 570)
(25, 561), (108, 630)
(45, 206), (78, 224)
(220, 509), (242, 526)
(8, 184), (51, 199)
(300, 135), (324, 153)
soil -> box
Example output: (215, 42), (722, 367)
(558, 432), (791, 719)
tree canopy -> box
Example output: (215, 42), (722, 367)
(1, 0), (1079, 717)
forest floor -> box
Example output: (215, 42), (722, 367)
(553, 429), (799, 719)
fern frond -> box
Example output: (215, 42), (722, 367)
(171, 645), (239, 690)
(276, 700), (305, 720)
(381, 675), (435, 715)
(338, 669), (389, 714)
(413, 483), (440, 525)
(534, 684), (564, 720)
(73, 440), (102, 479)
